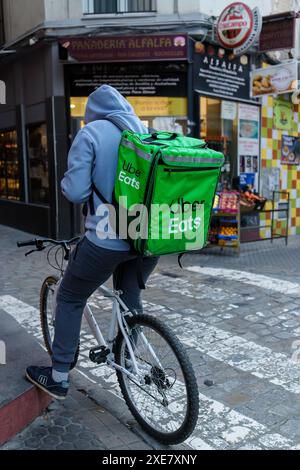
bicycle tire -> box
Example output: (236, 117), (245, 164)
(40, 275), (80, 371)
(114, 314), (199, 445)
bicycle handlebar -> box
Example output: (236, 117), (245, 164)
(17, 237), (81, 249)
(17, 240), (38, 248)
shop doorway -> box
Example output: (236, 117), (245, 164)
(199, 96), (238, 191)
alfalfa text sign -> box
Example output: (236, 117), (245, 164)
(193, 41), (251, 102)
(60, 35), (188, 62)
(251, 61), (297, 98)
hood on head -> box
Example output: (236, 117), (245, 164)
(84, 85), (147, 133)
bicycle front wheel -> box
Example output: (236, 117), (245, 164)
(115, 314), (199, 445)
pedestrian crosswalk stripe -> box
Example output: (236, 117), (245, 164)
(142, 303), (300, 395)
(1, 294), (300, 449)
(186, 266), (300, 295)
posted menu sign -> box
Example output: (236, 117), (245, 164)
(193, 42), (251, 102)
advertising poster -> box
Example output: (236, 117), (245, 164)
(274, 99), (293, 131)
(281, 135), (300, 165)
(238, 103), (260, 190)
(240, 173), (256, 189)
(261, 168), (280, 200)
(251, 61), (297, 97)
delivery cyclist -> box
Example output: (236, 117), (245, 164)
(26, 85), (159, 399)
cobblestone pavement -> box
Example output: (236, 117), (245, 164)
(1, 225), (300, 450)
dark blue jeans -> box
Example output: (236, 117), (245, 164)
(52, 237), (159, 372)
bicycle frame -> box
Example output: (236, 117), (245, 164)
(52, 279), (163, 384)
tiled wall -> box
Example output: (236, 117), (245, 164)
(260, 95), (300, 237)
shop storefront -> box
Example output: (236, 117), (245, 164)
(0, 42), (71, 239)
(191, 4), (300, 250)
(192, 37), (262, 247)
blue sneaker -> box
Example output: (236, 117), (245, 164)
(26, 366), (69, 400)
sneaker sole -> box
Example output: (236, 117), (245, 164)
(25, 372), (67, 401)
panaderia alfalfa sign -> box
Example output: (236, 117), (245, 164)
(60, 34), (188, 62)
(217, 2), (262, 56)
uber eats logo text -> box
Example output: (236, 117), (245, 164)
(119, 161), (142, 190)
(171, 198), (205, 215)
(169, 198), (205, 236)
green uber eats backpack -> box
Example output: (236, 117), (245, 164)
(86, 121), (224, 286)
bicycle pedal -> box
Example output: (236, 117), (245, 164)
(89, 346), (110, 364)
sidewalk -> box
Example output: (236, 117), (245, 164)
(1, 224), (300, 450)
(1, 372), (155, 451)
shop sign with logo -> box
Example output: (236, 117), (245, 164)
(217, 2), (262, 56)
(259, 12), (296, 53)
(251, 61), (297, 98)
(60, 34), (188, 62)
(193, 42), (251, 102)
(274, 99), (293, 131)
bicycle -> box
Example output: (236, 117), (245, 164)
(17, 237), (199, 445)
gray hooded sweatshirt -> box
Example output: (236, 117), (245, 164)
(61, 85), (147, 251)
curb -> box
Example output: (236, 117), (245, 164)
(0, 309), (52, 446)
(0, 385), (52, 446)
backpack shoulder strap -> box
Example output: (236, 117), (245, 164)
(104, 116), (129, 132)
(84, 119), (151, 217)
(88, 182), (111, 216)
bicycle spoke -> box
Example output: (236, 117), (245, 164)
(120, 324), (188, 435)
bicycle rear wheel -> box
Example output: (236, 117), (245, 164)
(114, 314), (199, 445)
(40, 276), (80, 371)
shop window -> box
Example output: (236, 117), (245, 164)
(70, 96), (188, 135)
(0, 129), (20, 201)
(27, 123), (49, 205)
(84, 0), (157, 14)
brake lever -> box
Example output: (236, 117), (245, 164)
(25, 249), (37, 257)
(25, 246), (46, 257)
